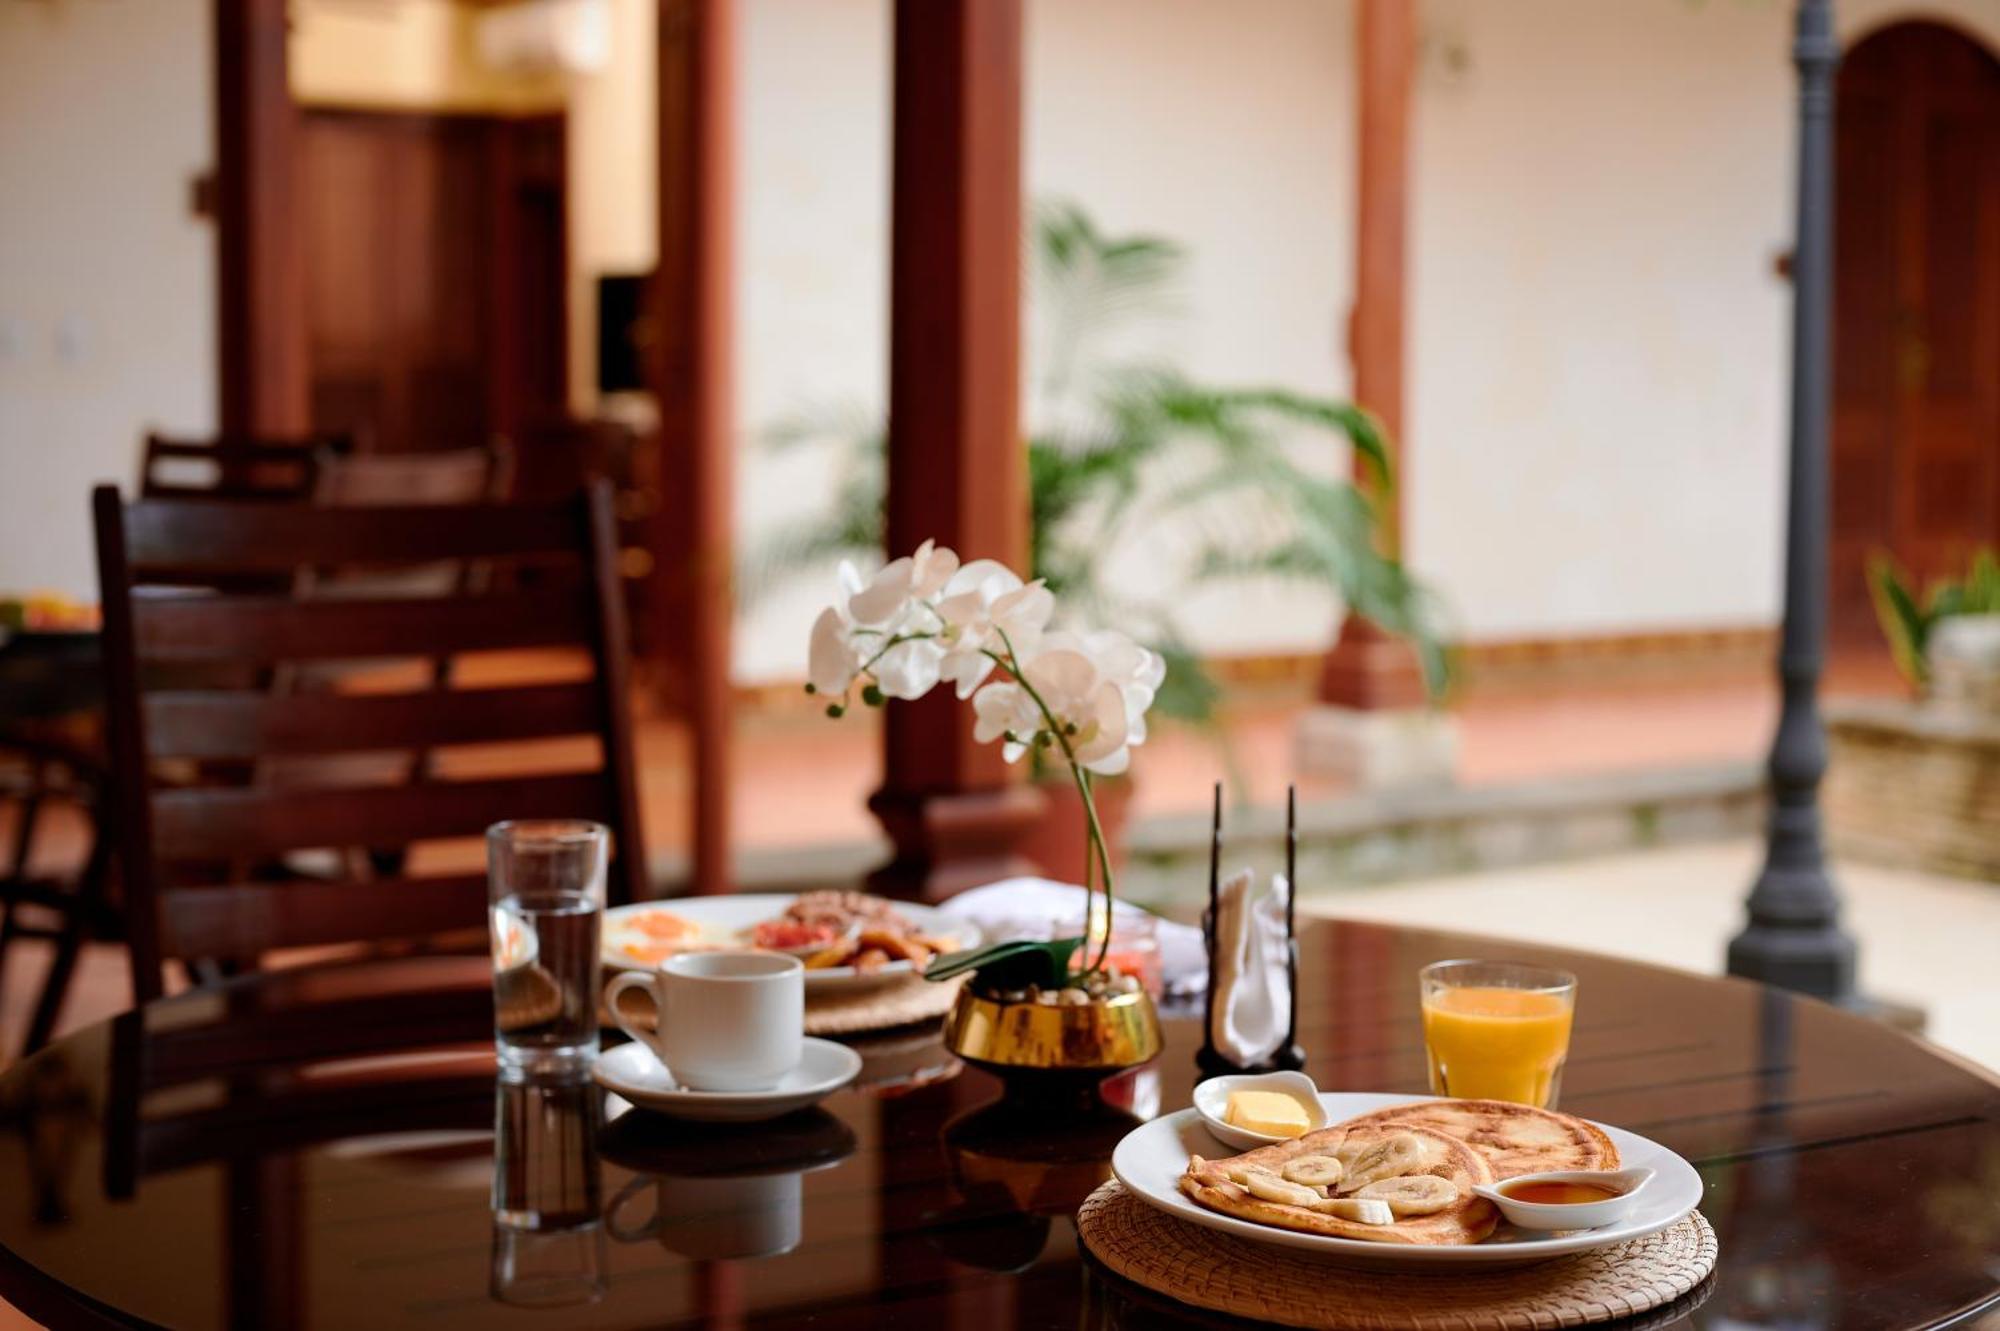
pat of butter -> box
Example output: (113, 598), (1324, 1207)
(1225, 1089), (1310, 1138)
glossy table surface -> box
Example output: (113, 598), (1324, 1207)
(1, 921), (1996, 1330)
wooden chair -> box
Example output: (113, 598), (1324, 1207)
(91, 483), (648, 1004)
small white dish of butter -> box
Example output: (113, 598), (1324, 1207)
(1191, 1070), (1328, 1150)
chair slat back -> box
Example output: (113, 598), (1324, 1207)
(138, 432), (350, 502)
(93, 483), (647, 1001)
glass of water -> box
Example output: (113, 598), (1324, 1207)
(489, 820), (607, 1077)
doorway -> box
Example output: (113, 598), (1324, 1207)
(298, 110), (569, 455)
(1831, 22), (2000, 643)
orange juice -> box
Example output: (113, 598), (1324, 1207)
(1421, 985), (1574, 1107)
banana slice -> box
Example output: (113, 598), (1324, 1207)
(1335, 1132), (1426, 1193)
(1235, 1169), (1324, 1208)
(1355, 1174), (1459, 1216)
(1279, 1154), (1345, 1188)
(1312, 1196), (1394, 1224)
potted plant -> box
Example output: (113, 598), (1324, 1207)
(756, 203), (1452, 872)
(806, 540), (1166, 1076)
(1869, 549), (2000, 705)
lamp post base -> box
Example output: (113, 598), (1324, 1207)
(1725, 921), (1857, 1001)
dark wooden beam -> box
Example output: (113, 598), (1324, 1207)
(870, 0), (1042, 901)
(1319, 0), (1425, 710)
(214, 0), (309, 435)
(652, 0), (736, 894)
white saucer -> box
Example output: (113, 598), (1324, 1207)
(593, 1038), (863, 1122)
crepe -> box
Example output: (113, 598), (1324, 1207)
(1336, 1098), (1618, 1179)
(1180, 1123), (1499, 1246)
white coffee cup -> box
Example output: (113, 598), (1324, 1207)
(604, 952), (804, 1092)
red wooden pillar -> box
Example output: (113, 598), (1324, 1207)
(868, 0), (1043, 902)
(215, 0), (309, 435)
(1318, 0), (1426, 710)
(653, 0), (736, 894)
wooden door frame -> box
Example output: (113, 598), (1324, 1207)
(216, 2), (570, 449)
(214, 0), (309, 436)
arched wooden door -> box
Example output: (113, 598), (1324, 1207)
(1831, 22), (2000, 643)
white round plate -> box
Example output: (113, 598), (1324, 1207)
(601, 894), (979, 991)
(594, 1037), (863, 1123)
(1111, 1092), (1705, 1270)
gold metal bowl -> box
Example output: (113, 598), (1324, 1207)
(942, 986), (1163, 1074)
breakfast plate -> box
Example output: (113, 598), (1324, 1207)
(1111, 1092), (1703, 1269)
(601, 893), (979, 992)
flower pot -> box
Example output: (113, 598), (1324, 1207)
(942, 986), (1162, 1083)
(1020, 774), (1133, 884)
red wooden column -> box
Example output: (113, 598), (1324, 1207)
(1318, 0), (1426, 710)
(869, 0), (1043, 902)
(653, 0), (736, 894)
(214, 0), (309, 435)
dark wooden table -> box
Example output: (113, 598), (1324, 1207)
(1, 922), (1996, 1329)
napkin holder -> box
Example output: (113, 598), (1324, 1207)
(1196, 784), (1304, 1080)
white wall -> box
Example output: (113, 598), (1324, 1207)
(1406, 0), (2000, 643)
(0, 0), (216, 600)
(1409, 0), (1795, 641)
(732, 0), (1361, 679)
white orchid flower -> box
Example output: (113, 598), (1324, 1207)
(1086, 629), (1166, 745)
(871, 634), (946, 699)
(971, 681), (1041, 762)
(1023, 646), (1134, 775)
(971, 644), (1135, 776)
(935, 561), (1056, 698)
(847, 538), (960, 627)
(808, 607), (862, 699)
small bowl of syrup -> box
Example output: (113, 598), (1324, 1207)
(1472, 1168), (1656, 1232)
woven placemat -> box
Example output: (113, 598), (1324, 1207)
(802, 973), (965, 1035)
(1077, 1182), (1716, 1331)
(607, 972), (963, 1037)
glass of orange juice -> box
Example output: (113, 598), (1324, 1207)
(1420, 960), (1577, 1108)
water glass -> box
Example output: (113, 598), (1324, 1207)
(489, 820), (608, 1077)
(1419, 959), (1577, 1108)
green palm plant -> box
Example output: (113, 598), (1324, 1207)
(749, 201), (1452, 723)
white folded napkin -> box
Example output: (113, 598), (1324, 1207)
(1209, 868), (1292, 1067)
(937, 877), (1208, 994)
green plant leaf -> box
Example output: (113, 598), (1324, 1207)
(923, 937), (1086, 991)
(1868, 552), (1930, 687)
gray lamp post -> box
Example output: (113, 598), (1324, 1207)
(1727, 0), (1859, 1002)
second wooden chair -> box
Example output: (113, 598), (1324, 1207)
(91, 483), (648, 1003)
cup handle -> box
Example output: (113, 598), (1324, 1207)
(604, 1176), (660, 1243)
(604, 971), (669, 1068)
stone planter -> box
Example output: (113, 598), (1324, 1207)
(1825, 699), (2000, 881)
(1928, 614), (2000, 714)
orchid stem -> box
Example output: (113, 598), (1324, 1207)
(987, 630), (1117, 982)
